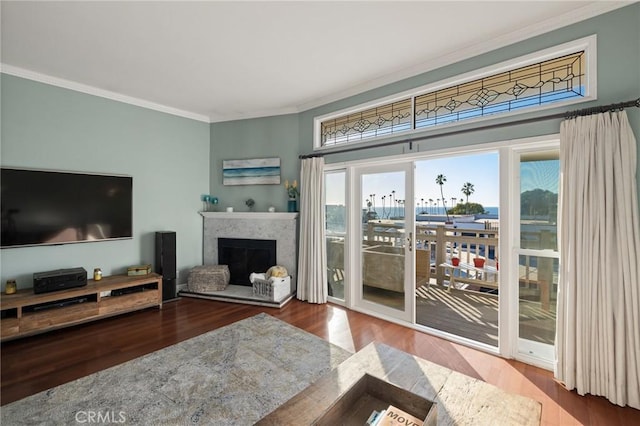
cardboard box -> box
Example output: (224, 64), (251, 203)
(376, 405), (423, 426)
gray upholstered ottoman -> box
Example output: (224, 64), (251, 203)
(188, 265), (230, 292)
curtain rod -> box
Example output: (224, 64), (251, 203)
(299, 98), (640, 159)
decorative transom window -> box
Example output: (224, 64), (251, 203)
(315, 36), (596, 149)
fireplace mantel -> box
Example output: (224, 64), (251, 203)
(199, 212), (298, 220)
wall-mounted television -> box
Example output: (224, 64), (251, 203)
(1, 168), (133, 248)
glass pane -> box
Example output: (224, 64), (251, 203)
(326, 171), (346, 300)
(413, 52), (586, 129)
(520, 153), (559, 250)
(361, 171), (406, 311)
(414, 153), (500, 347)
(518, 255), (558, 345)
(321, 98), (412, 147)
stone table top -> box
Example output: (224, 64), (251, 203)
(257, 342), (541, 425)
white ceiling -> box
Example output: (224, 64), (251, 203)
(1, 1), (632, 123)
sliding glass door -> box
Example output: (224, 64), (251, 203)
(354, 163), (414, 322)
(414, 153), (500, 347)
(514, 149), (560, 364)
(322, 137), (561, 368)
(326, 171), (346, 302)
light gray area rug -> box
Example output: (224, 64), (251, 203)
(1, 313), (352, 425)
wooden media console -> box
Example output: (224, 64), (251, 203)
(0, 273), (162, 341)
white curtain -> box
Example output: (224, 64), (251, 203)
(556, 110), (640, 409)
(296, 157), (328, 304)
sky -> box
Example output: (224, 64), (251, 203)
(326, 151), (561, 209)
(326, 152), (500, 208)
(414, 152), (500, 208)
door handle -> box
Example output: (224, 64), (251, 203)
(407, 232), (413, 252)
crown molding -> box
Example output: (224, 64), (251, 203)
(1, 2), (632, 124)
(296, 1), (632, 113)
(0, 64), (211, 123)
(209, 106), (300, 124)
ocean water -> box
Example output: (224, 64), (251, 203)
(329, 206), (499, 222)
(414, 206), (499, 216)
(483, 206), (499, 215)
(326, 205), (500, 233)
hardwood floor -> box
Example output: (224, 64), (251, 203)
(2, 297), (639, 425)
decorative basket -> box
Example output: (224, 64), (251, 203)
(188, 265), (230, 292)
(252, 276), (291, 301)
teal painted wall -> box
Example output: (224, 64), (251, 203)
(1, 74), (210, 289)
(210, 114), (300, 212)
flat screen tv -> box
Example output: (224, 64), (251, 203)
(1, 168), (133, 248)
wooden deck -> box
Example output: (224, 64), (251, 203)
(416, 284), (499, 346)
(416, 283), (555, 346)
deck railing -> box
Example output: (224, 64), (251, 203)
(365, 220), (499, 287)
(330, 221), (555, 311)
(417, 223), (498, 286)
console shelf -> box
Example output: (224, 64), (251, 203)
(0, 273), (162, 341)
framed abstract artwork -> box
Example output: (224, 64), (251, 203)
(222, 157), (281, 185)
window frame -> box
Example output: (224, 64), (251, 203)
(313, 35), (596, 152)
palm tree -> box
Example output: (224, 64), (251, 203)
(381, 195), (387, 218)
(391, 190), (396, 216)
(461, 182), (475, 214)
(436, 174), (450, 221)
(461, 182), (475, 203)
(428, 198), (434, 214)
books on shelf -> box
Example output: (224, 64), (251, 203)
(367, 405), (423, 426)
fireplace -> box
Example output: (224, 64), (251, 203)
(218, 238), (276, 286)
(190, 212), (298, 308)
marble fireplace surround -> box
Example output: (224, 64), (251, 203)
(179, 212), (298, 308)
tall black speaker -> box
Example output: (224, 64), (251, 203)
(155, 231), (176, 301)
